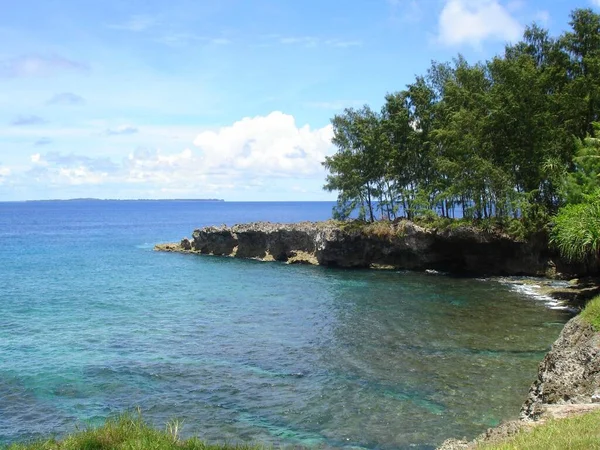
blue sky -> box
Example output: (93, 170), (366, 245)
(0, 0), (596, 201)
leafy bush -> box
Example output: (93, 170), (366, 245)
(550, 192), (600, 263)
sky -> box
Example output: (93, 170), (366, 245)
(0, 0), (597, 201)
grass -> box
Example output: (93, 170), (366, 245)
(581, 295), (600, 331)
(6, 413), (263, 450)
(477, 410), (600, 450)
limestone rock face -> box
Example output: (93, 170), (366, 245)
(180, 238), (192, 250)
(521, 316), (600, 420)
(178, 220), (560, 276)
(192, 226), (237, 256)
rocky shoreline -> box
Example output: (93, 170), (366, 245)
(154, 220), (591, 278)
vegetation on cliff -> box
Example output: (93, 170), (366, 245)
(581, 295), (600, 331)
(323, 8), (600, 242)
(550, 126), (600, 265)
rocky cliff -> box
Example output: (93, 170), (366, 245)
(521, 316), (600, 420)
(155, 220), (580, 277)
(439, 315), (600, 449)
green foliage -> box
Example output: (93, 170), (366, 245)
(564, 124), (600, 204)
(7, 413), (263, 450)
(478, 410), (600, 449)
(580, 295), (600, 331)
(550, 191), (600, 262)
(323, 8), (600, 227)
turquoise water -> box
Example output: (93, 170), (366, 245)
(0, 201), (571, 449)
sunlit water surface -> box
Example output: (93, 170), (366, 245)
(0, 201), (571, 449)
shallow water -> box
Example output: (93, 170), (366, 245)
(0, 201), (571, 449)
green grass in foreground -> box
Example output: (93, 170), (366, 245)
(581, 295), (600, 331)
(478, 410), (600, 450)
(6, 414), (263, 450)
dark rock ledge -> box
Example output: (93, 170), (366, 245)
(154, 220), (584, 277)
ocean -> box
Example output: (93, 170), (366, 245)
(0, 200), (571, 449)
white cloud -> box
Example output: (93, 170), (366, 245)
(592, 0), (600, 6)
(192, 111), (334, 176)
(15, 112), (334, 196)
(125, 148), (196, 183)
(437, 0), (523, 48)
(57, 166), (109, 185)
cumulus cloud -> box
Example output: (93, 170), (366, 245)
(10, 115), (46, 126)
(46, 92), (85, 105)
(17, 112), (334, 196)
(192, 111), (333, 176)
(105, 125), (139, 136)
(121, 112), (333, 186)
(0, 55), (88, 77)
(437, 0), (523, 48)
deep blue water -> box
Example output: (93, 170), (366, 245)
(0, 201), (571, 449)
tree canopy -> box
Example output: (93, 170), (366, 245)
(323, 8), (600, 226)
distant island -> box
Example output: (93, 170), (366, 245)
(22, 198), (225, 202)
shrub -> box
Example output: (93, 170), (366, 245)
(550, 192), (600, 264)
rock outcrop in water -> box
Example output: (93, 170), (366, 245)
(155, 220), (583, 277)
